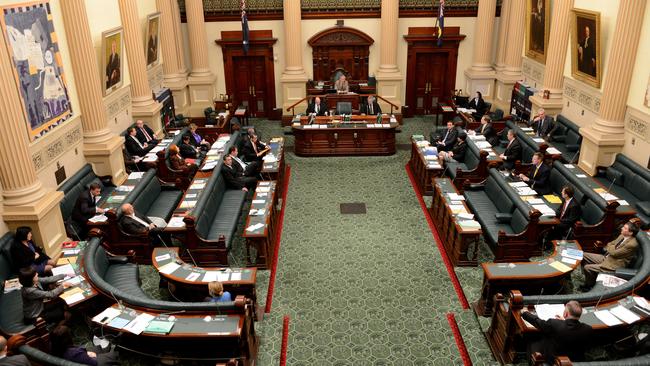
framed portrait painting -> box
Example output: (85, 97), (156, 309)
(101, 27), (123, 96)
(525, 0), (550, 64)
(571, 9), (601, 88)
(145, 12), (161, 68)
(0, 1), (73, 141)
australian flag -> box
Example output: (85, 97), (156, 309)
(241, 0), (249, 53)
(437, 0), (445, 47)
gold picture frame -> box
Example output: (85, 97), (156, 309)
(145, 12), (161, 68)
(101, 26), (124, 96)
(571, 9), (601, 88)
(525, 0), (550, 64)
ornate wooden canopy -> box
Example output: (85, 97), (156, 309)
(308, 26), (374, 81)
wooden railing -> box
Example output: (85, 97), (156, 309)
(286, 93), (400, 116)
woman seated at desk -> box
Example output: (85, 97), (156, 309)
(19, 267), (71, 325)
(184, 123), (210, 151)
(10, 226), (59, 276)
(207, 281), (232, 303)
(168, 144), (197, 174)
(51, 325), (119, 365)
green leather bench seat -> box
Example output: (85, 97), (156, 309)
(447, 141), (481, 180)
(19, 345), (87, 366)
(464, 169), (531, 248)
(595, 154), (650, 226)
(58, 164), (114, 227)
(194, 174), (246, 248)
(550, 161), (608, 226)
(549, 114), (582, 163)
(521, 230), (650, 305)
(0, 232), (35, 336)
(84, 238), (240, 312)
(492, 122), (541, 164)
(122, 169), (183, 222)
(567, 354), (650, 365)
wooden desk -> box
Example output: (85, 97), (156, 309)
(93, 304), (257, 364)
(476, 240), (582, 317)
(260, 137), (286, 190)
(487, 293), (649, 364)
(503, 174), (560, 227)
(409, 136), (442, 195)
(430, 178), (481, 267)
(56, 241), (98, 308)
(151, 247), (257, 306)
(241, 181), (279, 269)
(234, 107), (249, 126)
(292, 116), (397, 157)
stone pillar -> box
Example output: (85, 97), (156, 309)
(464, 0), (497, 101)
(185, 0), (217, 117)
(171, 0), (188, 76)
(157, 0), (189, 115)
(375, 0), (402, 111)
(0, 31), (65, 256)
(118, 0), (163, 132)
(61, 0), (127, 185)
(280, 0), (308, 116)
(529, 0), (574, 117)
(494, 0), (526, 113)
(494, 0), (511, 72)
(579, 0), (646, 174)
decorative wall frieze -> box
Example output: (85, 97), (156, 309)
(104, 86), (132, 122)
(30, 118), (83, 172)
(563, 77), (601, 114)
(522, 57), (545, 87)
(625, 106), (650, 142)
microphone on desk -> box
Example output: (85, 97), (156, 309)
(534, 287), (545, 309)
(109, 291), (124, 311)
(595, 291), (605, 310)
(606, 175), (618, 195)
(567, 149), (580, 165)
(158, 309), (187, 317)
(185, 248), (199, 267)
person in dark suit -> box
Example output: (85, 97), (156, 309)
(360, 95), (382, 115)
(578, 25), (596, 76)
(105, 40), (120, 89)
(221, 155), (256, 191)
(521, 301), (592, 364)
(240, 135), (270, 162)
(438, 133), (468, 165)
(118, 203), (166, 246)
(435, 121), (459, 152)
(529, 108), (555, 138)
(185, 124), (210, 150)
(0, 335), (31, 366)
(146, 21), (158, 66)
(518, 152), (551, 194)
(499, 130), (522, 170)
(546, 185), (582, 245)
(72, 183), (105, 237)
(580, 221), (639, 291)
(473, 115), (498, 146)
(134, 120), (158, 146)
(125, 127), (154, 158)
(10, 227), (57, 276)
(229, 147), (260, 177)
(179, 134), (200, 159)
(306, 97), (327, 116)
(467, 91), (487, 119)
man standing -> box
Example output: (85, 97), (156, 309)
(530, 108), (555, 138)
(105, 39), (120, 89)
(522, 301), (592, 364)
(72, 183), (105, 237)
(580, 221), (639, 291)
(518, 152), (551, 194)
(578, 25), (596, 76)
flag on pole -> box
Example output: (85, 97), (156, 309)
(241, 0), (250, 53)
(437, 0), (445, 47)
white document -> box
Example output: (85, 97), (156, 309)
(594, 310), (623, 326)
(610, 305), (641, 324)
(252, 199), (265, 204)
(158, 262), (181, 275)
(88, 214), (108, 223)
(92, 307), (122, 324)
(534, 304), (565, 321)
(230, 272), (242, 281)
(203, 271), (218, 282)
(150, 146), (164, 153)
(564, 164), (575, 169)
(52, 264), (76, 277)
(143, 154), (158, 162)
(576, 174), (587, 178)
(124, 313), (155, 335)
(457, 213), (475, 220)
(154, 253), (171, 262)
(62, 248), (81, 256)
(561, 257), (577, 265)
(63, 292), (85, 305)
(66, 276), (83, 285)
(597, 273), (628, 288)
(546, 147), (561, 155)
(527, 198), (544, 204)
(256, 187), (270, 193)
(447, 193), (465, 201)
(186, 272), (200, 282)
(167, 216), (186, 228)
(633, 297), (650, 311)
(617, 200), (629, 206)
(217, 272), (230, 282)
(246, 223), (264, 232)
(128, 172), (145, 179)
(509, 181), (528, 187)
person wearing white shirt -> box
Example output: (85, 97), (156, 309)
(118, 203), (166, 245)
(228, 146), (260, 177)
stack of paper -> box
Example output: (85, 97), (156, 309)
(246, 223), (265, 232)
(158, 262), (181, 275)
(143, 154), (158, 162)
(534, 304), (565, 321)
(594, 310), (623, 326)
(610, 305), (641, 324)
(546, 147), (561, 155)
(88, 214), (108, 223)
(532, 204), (555, 217)
(144, 320), (175, 334)
(60, 287), (85, 305)
(458, 220), (481, 230)
(128, 172), (145, 179)
(562, 248), (583, 260)
(52, 264), (76, 277)
(92, 307), (122, 324)
(167, 216), (186, 228)
(447, 193), (465, 201)
(124, 313), (156, 335)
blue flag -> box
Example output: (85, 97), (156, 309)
(241, 1), (249, 53)
(437, 0), (445, 47)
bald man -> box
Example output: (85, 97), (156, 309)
(118, 203), (166, 245)
(0, 336), (30, 366)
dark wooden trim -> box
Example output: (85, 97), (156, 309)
(307, 26), (374, 47)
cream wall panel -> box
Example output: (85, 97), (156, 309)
(623, 107), (650, 167)
(626, 2), (650, 113)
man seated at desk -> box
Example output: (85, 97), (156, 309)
(241, 134), (270, 162)
(518, 152), (551, 194)
(521, 300), (592, 364)
(179, 134), (200, 159)
(546, 185), (581, 245)
(222, 155), (256, 191)
(580, 220), (639, 291)
(361, 95), (382, 115)
(334, 74), (349, 93)
(135, 119), (158, 146)
(433, 121), (458, 152)
(306, 96), (327, 116)
(529, 108), (555, 138)
(125, 127), (155, 158)
(229, 146), (261, 178)
(118, 203), (166, 245)
(438, 133), (467, 165)
(471, 115), (498, 146)
(499, 129), (522, 170)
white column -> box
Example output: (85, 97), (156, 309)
(280, 0), (309, 116)
(375, 0), (402, 110)
(185, 0), (217, 117)
(464, 0), (498, 100)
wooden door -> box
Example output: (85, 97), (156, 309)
(412, 53), (448, 115)
(232, 56), (268, 117)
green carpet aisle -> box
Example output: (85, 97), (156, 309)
(253, 118), (493, 365)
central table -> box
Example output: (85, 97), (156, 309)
(292, 115), (398, 156)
